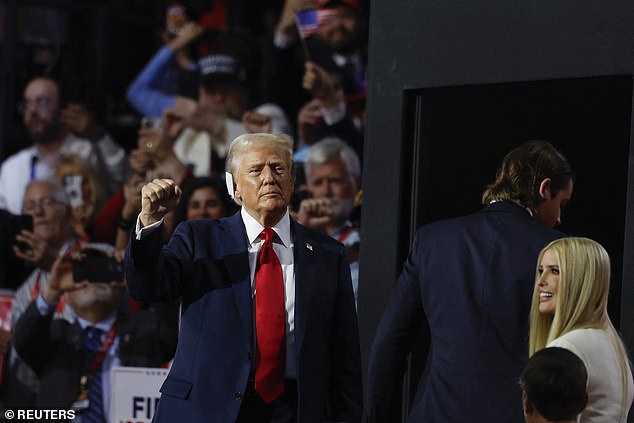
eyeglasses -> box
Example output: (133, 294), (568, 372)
(22, 196), (64, 213)
(17, 96), (52, 114)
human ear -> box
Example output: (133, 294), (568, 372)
(522, 391), (534, 415)
(538, 178), (552, 200)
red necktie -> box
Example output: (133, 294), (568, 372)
(255, 228), (286, 403)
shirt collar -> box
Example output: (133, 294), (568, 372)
(333, 52), (361, 68)
(76, 310), (117, 332)
(241, 207), (292, 248)
(489, 199), (533, 217)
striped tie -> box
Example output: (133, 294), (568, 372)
(83, 326), (106, 423)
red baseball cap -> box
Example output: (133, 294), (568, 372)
(317, 0), (361, 13)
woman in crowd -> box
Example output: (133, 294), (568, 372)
(175, 176), (237, 224)
(54, 154), (105, 241)
(529, 237), (634, 422)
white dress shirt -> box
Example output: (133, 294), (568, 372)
(0, 133), (126, 213)
(136, 208), (297, 377)
(241, 208), (296, 378)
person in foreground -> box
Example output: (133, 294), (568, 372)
(520, 347), (588, 423)
(365, 140), (575, 422)
(13, 249), (176, 422)
(125, 133), (362, 423)
(529, 237), (634, 422)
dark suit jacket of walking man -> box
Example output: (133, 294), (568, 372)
(366, 140), (574, 423)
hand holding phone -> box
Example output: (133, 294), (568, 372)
(41, 252), (89, 305)
(6, 213), (33, 252)
(5, 211), (55, 268)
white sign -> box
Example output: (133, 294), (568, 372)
(110, 366), (168, 423)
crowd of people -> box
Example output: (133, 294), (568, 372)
(0, 1), (631, 422)
(0, 0), (367, 420)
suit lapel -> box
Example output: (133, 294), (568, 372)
(221, 213), (252, 335)
(292, 220), (317, 355)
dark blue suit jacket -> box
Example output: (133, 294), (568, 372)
(125, 212), (362, 423)
(366, 202), (564, 422)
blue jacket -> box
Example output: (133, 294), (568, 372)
(125, 212), (362, 423)
(366, 202), (564, 422)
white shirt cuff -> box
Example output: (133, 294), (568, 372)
(321, 101), (347, 125)
(135, 216), (163, 240)
(274, 30), (295, 49)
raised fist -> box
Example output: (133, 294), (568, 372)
(139, 178), (182, 227)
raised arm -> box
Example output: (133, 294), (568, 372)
(124, 178), (184, 302)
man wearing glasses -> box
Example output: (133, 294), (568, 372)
(0, 77), (127, 214)
(1, 178), (77, 408)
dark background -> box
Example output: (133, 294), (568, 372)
(0, 0), (283, 159)
(407, 76), (631, 324)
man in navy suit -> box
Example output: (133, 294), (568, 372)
(125, 133), (361, 423)
(365, 140), (575, 423)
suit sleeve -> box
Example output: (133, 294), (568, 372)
(329, 243), (363, 423)
(125, 221), (193, 302)
(365, 229), (426, 422)
(13, 301), (57, 376)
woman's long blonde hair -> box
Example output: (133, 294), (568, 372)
(528, 237), (631, 414)
(54, 154), (105, 214)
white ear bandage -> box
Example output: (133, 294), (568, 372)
(225, 172), (235, 200)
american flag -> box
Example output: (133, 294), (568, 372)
(317, 8), (337, 26)
(295, 9), (319, 39)
(295, 8), (338, 39)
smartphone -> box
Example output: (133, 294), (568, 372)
(63, 173), (84, 208)
(166, 4), (187, 38)
(72, 248), (123, 283)
(6, 213), (33, 252)
(140, 116), (163, 133)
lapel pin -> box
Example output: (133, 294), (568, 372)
(306, 243), (313, 251)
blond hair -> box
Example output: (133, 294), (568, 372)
(528, 237), (631, 414)
(54, 154), (105, 213)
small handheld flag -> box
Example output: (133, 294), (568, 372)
(295, 9), (319, 39)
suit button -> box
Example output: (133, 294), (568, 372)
(235, 392), (243, 401)
(247, 352), (252, 360)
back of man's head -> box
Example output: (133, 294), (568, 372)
(481, 140), (574, 209)
(520, 347), (588, 422)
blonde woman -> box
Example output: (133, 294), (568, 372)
(54, 154), (105, 241)
(529, 237), (633, 422)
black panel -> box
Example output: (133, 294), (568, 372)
(409, 78), (631, 329)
